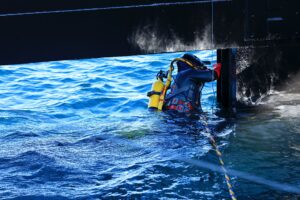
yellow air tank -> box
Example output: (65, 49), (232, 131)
(147, 78), (164, 109)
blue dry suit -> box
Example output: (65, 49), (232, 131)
(164, 59), (219, 113)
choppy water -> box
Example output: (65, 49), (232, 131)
(0, 50), (300, 200)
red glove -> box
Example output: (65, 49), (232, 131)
(213, 63), (222, 79)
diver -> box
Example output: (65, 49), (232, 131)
(164, 53), (221, 113)
(147, 53), (221, 114)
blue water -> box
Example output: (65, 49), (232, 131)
(1, 50), (300, 199)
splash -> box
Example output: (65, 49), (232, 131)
(236, 47), (254, 75)
(129, 23), (213, 53)
(236, 47), (284, 105)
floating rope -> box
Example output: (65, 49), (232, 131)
(201, 116), (237, 200)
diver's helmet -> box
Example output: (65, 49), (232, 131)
(177, 53), (206, 72)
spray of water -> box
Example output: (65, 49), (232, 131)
(236, 47), (254, 75)
(236, 47), (285, 105)
(129, 23), (213, 53)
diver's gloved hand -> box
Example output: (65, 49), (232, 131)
(213, 63), (222, 79)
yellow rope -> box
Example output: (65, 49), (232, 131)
(202, 117), (237, 200)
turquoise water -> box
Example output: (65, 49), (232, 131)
(0, 50), (300, 199)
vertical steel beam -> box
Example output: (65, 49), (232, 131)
(217, 48), (236, 112)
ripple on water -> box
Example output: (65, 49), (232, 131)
(82, 85), (106, 92)
(133, 83), (152, 92)
(2, 131), (40, 140)
(116, 99), (147, 113)
(90, 75), (116, 82)
(56, 97), (129, 111)
(61, 78), (76, 83)
(0, 69), (14, 75)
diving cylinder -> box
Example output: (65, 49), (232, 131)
(148, 79), (164, 109)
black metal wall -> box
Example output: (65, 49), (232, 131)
(1, 0), (299, 65)
(245, 0), (300, 42)
(0, 0), (214, 65)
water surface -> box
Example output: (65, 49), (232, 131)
(0, 50), (299, 199)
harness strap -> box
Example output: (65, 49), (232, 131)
(147, 91), (161, 97)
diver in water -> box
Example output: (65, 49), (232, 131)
(147, 53), (221, 114)
(164, 53), (221, 113)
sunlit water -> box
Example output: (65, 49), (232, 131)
(0, 50), (299, 199)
